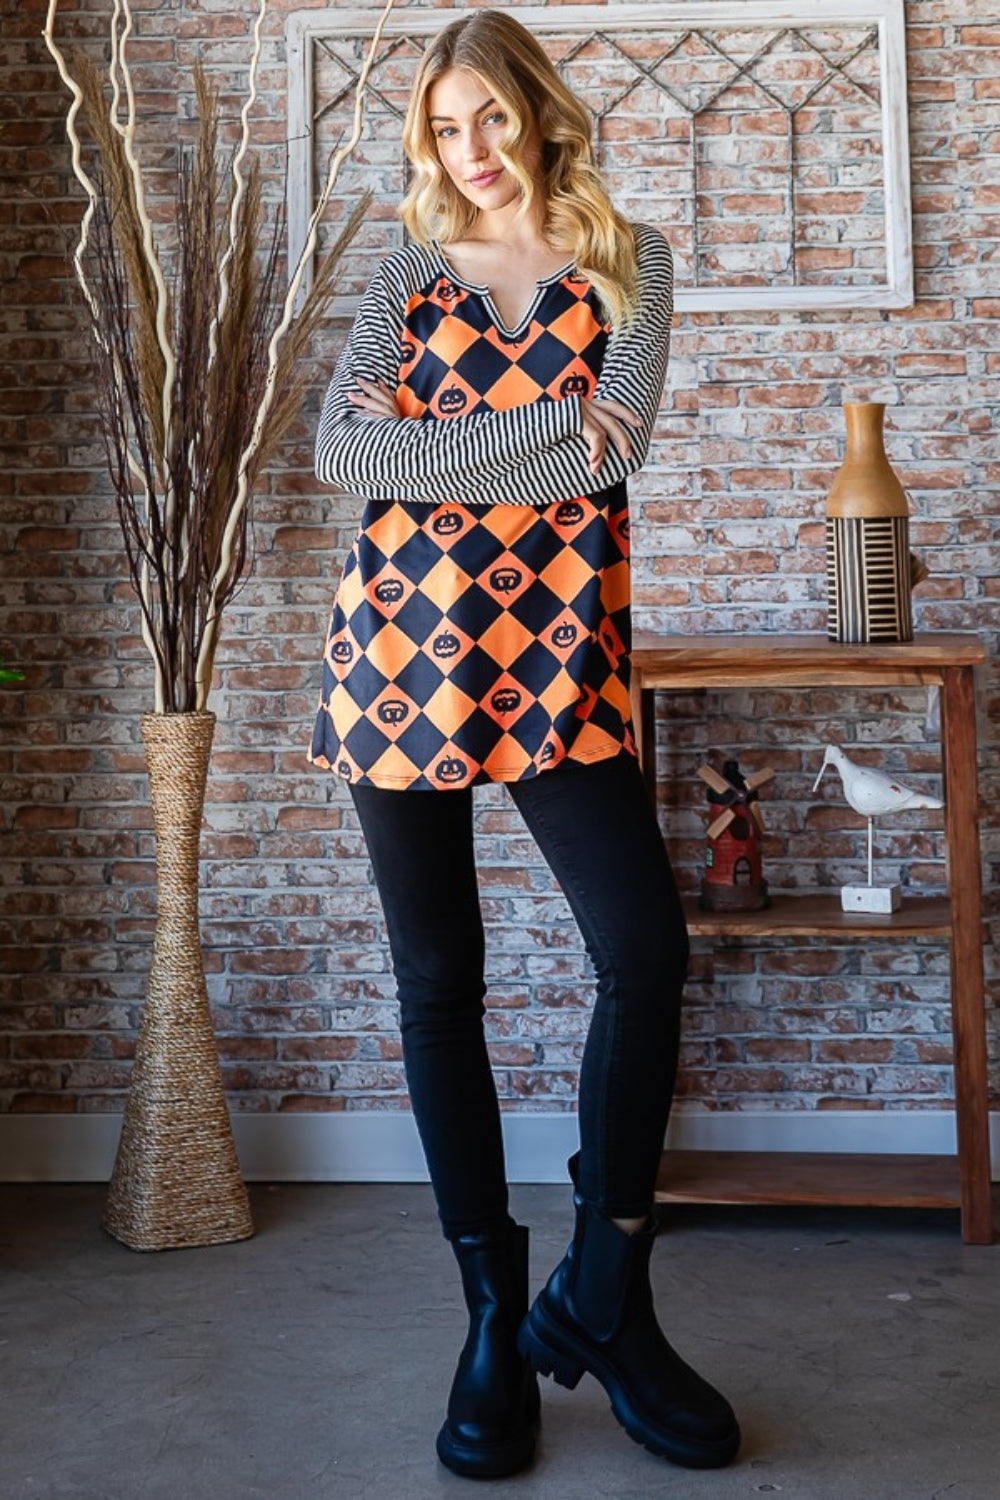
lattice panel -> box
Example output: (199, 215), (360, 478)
(288, 3), (912, 313)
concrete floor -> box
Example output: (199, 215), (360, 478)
(0, 1184), (997, 1500)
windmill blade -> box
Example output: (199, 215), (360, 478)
(750, 802), (766, 833)
(707, 808), (735, 840)
(745, 766), (775, 789)
(697, 765), (732, 795)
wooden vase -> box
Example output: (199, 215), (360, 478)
(103, 711), (253, 1251)
(825, 402), (914, 643)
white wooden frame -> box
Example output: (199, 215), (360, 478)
(287, 0), (913, 314)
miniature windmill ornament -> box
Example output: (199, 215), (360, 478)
(698, 758), (775, 912)
(812, 744), (944, 913)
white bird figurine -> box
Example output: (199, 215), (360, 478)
(812, 744), (944, 905)
(812, 744), (944, 817)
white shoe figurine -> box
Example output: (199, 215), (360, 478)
(812, 745), (944, 913)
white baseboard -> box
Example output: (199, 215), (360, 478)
(1, 1108), (997, 1183)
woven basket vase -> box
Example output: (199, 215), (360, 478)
(103, 711), (253, 1251)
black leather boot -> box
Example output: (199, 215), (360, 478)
(518, 1157), (740, 1469)
(436, 1220), (541, 1479)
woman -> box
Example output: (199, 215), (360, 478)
(309, 9), (740, 1481)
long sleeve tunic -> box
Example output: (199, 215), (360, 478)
(308, 222), (673, 791)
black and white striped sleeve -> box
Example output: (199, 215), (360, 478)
(313, 224), (673, 507)
(587, 223), (674, 482)
(314, 254), (586, 505)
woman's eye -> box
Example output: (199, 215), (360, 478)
(484, 111), (505, 125)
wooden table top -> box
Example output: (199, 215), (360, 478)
(630, 631), (986, 686)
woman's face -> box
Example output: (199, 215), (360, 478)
(427, 66), (541, 212)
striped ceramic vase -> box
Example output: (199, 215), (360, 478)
(825, 403), (914, 643)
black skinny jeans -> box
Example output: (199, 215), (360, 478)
(348, 751), (689, 1239)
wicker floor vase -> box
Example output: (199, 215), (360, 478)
(103, 711), (253, 1251)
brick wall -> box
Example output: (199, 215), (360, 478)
(1, 1), (997, 1131)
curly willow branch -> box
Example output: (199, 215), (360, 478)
(112, 0), (177, 539)
(287, 0), (399, 340)
(194, 0), (398, 708)
(211, 0), (269, 364)
(42, 1), (101, 325)
(108, 0), (166, 708)
(43, 0), (165, 709)
(108, 1), (125, 130)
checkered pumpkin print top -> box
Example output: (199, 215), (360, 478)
(309, 223), (673, 791)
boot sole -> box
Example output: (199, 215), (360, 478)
(435, 1418), (539, 1480)
(518, 1301), (740, 1471)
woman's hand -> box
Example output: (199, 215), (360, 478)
(581, 396), (642, 475)
(346, 375), (401, 420)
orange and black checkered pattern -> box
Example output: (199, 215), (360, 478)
(309, 267), (636, 791)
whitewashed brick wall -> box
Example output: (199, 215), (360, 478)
(0, 1), (996, 1132)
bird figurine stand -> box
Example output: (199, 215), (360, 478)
(698, 758), (774, 912)
(812, 744), (944, 913)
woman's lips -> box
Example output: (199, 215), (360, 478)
(468, 169), (501, 187)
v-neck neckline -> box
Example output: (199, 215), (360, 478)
(429, 239), (576, 339)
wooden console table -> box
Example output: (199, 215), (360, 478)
(630, 632), (993, 1245)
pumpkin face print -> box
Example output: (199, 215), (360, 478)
(489, 566), (522, 595)
(555, 501), (584, 526)
(432, 631), (461, 659)
(310, 241), (636, 794)
(490, 687), (522, 715)
(374, 578), (404, 605)
(438, 386), (467, 414)
(436, 755), (467, 784)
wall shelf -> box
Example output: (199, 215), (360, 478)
(631, 631), (992, 1244)
(682, 893), (953, 939)
(655, 1150), (961, 1210)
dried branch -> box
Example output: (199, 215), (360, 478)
(76, 56), (168, 470)
(107, 0), (178, 518)
(196, 0), (399, 707)
(44, 0), (394, 714)
(42, 1), (101, 325)
(212, 0), (268, 358)
(45, 1), (167, 703)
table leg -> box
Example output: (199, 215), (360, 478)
(941, 665), (993, 1244)
(630, 674), (657, 805)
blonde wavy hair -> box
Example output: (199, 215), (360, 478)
(399, 10), (640, 333)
